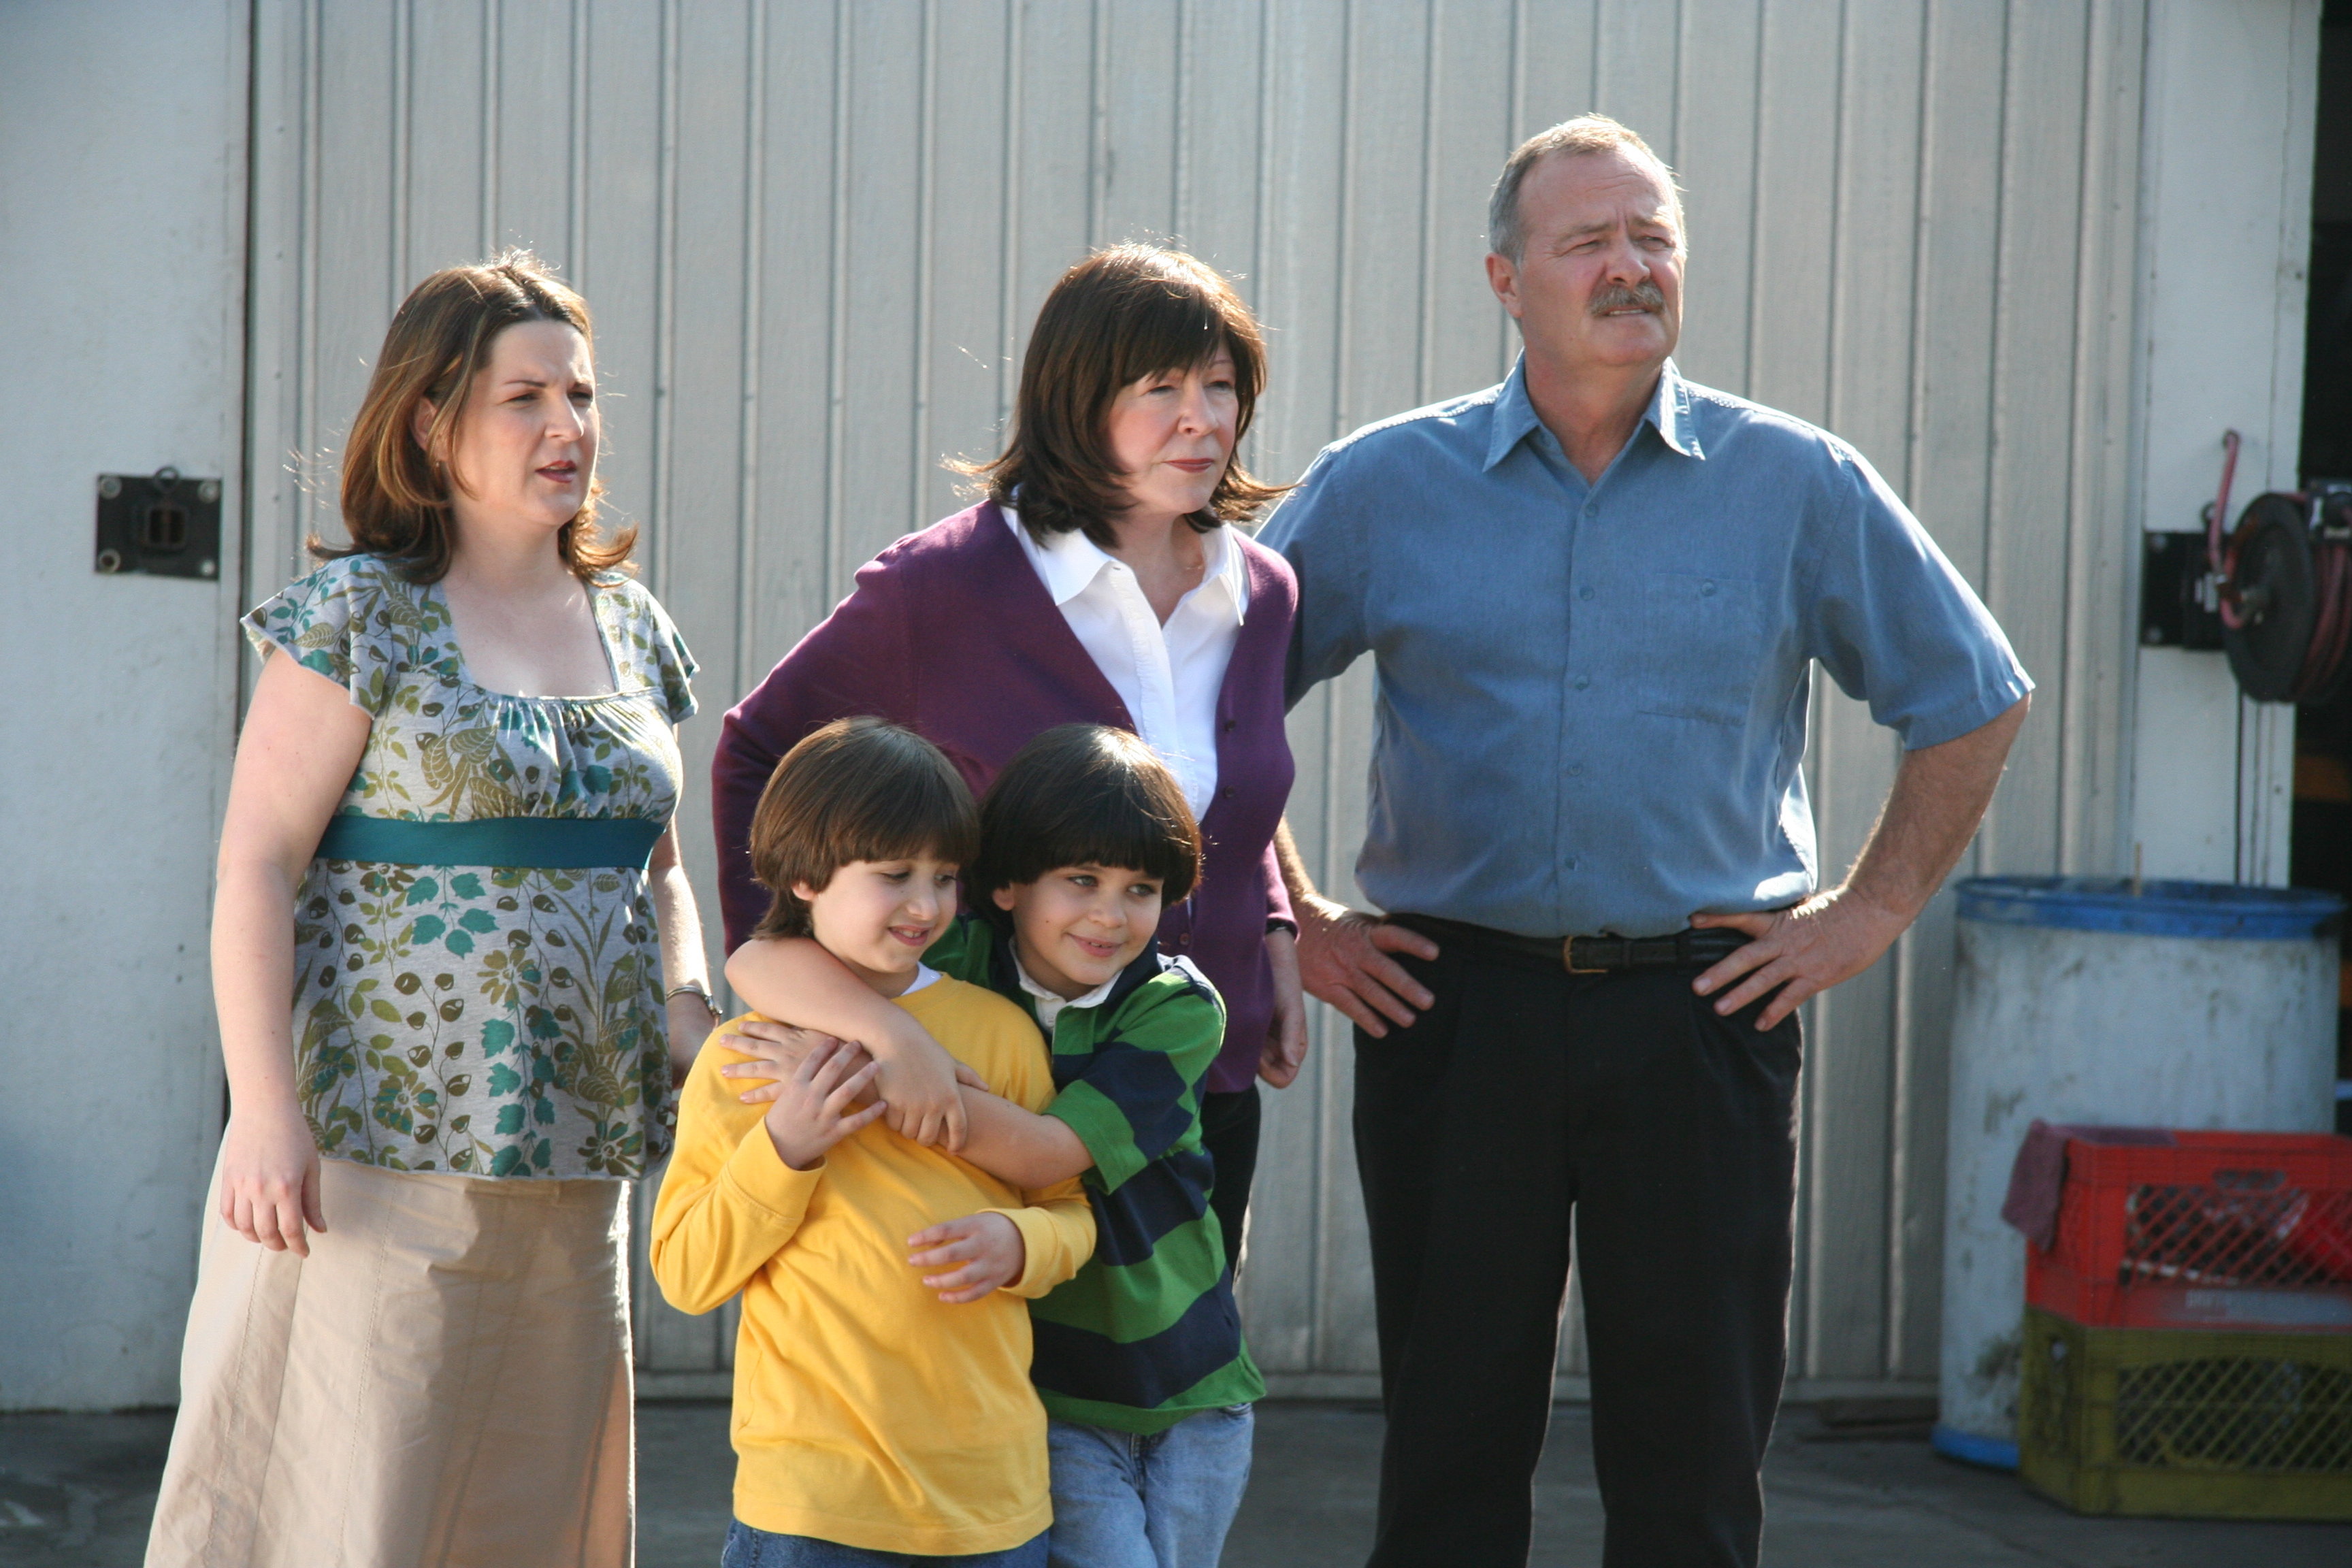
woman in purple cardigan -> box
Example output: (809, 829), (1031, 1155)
(710, 244), (1301, 1260)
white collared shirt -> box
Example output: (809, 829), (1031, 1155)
(1011, 951), (1118, 1034)
(1011, 945), (1211, 1033)
(1003, 504), (1247, 816)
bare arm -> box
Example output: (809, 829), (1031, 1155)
(723, 934), (968, 1149)
(945, 1089), (1092, 1188)
(1693, 694), (2031, 1028)
(717, 1013), (1094, 1188)
(212, 651), (374, 1254)
(1275, 819), (1437, 1038)
(647, 808), (718, 1084)
(1259, 926), (1308, 1087)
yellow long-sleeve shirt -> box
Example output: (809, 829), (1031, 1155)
(650, 978), (1094, 1556)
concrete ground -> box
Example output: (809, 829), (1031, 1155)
(3, 1401), (2349, 1566)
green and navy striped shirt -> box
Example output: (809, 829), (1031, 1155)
(924, 915), (1264, 1432)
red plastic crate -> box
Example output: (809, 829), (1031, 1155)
(2027, 1132), (2352, 1333)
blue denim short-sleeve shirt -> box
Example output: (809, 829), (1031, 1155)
(1258, 357), (2032, 940)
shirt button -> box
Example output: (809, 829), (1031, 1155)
(1701, 580), (1716, 596)
(1578, 586), (1594, 601)
(1568, 764), (1584, 777)
(1573, 675), (1590, 691)
(1566, 858), (1580, 871)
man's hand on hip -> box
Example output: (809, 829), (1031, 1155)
(1688, 889), (1911, 1030)
(1689, 698), (2029, 1030)
(1295, 896), (1439, 1038)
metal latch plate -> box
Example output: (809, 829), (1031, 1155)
(95, 468), (222, 581)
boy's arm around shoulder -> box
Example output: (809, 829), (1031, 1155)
(725, 935), (941, 1056)
(649, 1028), (823, 1316)
(726, 934), (968, 1150)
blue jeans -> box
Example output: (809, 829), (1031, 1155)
(721, 1520), (1047, 1567)
(1044, 1405), (1254, 1568)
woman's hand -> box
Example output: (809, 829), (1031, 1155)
(907, 1211), (1026, 1303)
(762, 1038), (889, 1170)
(1260, 926), (1309, 1088)
(210, 652), (368, 1262)
(665, 992), (720, 1087)
(219, 1102), (327, 1255)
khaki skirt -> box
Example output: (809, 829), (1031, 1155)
(146, 1152), (634, 1568)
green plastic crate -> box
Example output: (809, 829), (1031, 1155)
(2019, 1305), (2352, 1518)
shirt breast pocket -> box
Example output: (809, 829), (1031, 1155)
(1634, 571), (1764, 728)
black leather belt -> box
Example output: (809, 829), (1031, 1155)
(1386, 913), (1750, 975)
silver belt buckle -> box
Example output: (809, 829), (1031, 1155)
(1563, 936), (1606, 975)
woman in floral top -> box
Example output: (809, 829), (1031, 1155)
(147, 252), (715, 1568)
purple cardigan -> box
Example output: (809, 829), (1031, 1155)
(713, 501), (1298, 1094)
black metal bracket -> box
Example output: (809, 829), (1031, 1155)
(2140, 530), (2225, 651)
(95, 467), (222, 581)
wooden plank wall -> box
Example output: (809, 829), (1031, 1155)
(244, 0), (2148, 1396)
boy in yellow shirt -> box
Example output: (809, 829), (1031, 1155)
(651, 717), (1095, 1565)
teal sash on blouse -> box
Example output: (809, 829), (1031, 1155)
(314, 815), (664, 870)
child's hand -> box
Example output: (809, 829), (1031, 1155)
(762, 1039), (887, 1171)
(720, 1019), (858, 1104)
(906, 1212), (1025, 1303)
(723, 1020), (980, 1117)
(870, 1036), (970, 1153)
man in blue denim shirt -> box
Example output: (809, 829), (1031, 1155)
(1261, 116), (2031, 1568)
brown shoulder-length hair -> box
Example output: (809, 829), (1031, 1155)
(747, 718), (982, 942)
(964, 244), (1284, 549)
(314, 248), (635, 583)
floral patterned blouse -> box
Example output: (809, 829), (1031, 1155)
(244, 555), (698, 1179)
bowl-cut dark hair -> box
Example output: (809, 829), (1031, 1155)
(968, 725), (1203, 909)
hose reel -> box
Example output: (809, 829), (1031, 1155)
(2206, 430), (2352, 706)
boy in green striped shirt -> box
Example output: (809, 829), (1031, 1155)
(722, 724), (1262, 1565)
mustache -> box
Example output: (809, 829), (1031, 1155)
(1590, 281), (1666, 314)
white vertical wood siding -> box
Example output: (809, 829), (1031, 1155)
(0, 0), (252, 1412)
(245, 0), (2148, 1393)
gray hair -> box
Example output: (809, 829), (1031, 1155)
(1487, 114), (1684, 262)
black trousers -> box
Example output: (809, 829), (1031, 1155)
(1356, 943), (1800, 1568)
(1199, 1083), (1262, 1272)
